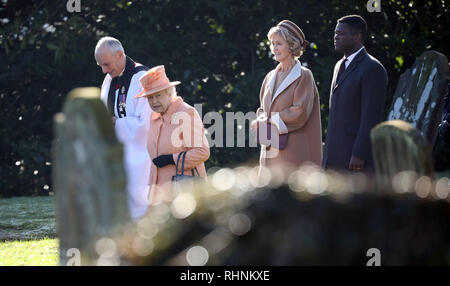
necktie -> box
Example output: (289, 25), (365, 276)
(335, 58), (347, 85)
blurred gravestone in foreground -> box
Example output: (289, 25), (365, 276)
(53, 87), (129, 266)
(372, 51), (449, 184)
(134, 166), (450, 266)
(371, 120), (435, 190)
(386, 50), (449, 144)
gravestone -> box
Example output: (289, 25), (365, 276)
(372, 51), (449, 185)
(386, 50), (449, 144)
(53, 87), (130, 266)
(371, 120), (434, 190)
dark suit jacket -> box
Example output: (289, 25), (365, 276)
(322, 48), (388, 171)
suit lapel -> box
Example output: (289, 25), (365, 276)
(333, 48), (368, 91)
(271, 60), (302, 104)
(331, 58), (343, 90)
(334, 62), (357, 90)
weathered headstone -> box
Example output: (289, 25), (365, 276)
(387, 50), (449, 144)
(53, 87), (130, 266)
(372, 51), (449, 184)
(371, 120), (434, 190)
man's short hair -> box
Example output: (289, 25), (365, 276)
(95, 36), (125, 55)
(337, 15), (368, 41)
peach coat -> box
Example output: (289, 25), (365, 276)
(147, 96), (210, 204)
(256, 60), (322, 169)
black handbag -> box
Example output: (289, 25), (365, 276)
(171, 151), (201, 182)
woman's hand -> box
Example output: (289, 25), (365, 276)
(251, 116), (270, 132)
(152, 154), (175, 168)
(348, 155), (365, 172)
(251, 120), (258, 132)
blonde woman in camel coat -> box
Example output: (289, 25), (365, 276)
(252, 20), (322, 172)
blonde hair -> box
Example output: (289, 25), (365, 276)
(268, 26), (304, 58)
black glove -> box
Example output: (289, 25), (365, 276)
(152, 154), (175, 168)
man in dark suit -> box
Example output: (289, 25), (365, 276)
(322, 15), (388, 172)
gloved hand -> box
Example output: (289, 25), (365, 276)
(152, 154), (175, 168)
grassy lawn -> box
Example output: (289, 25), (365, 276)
(0, 238), (59, 266)
(0, 196), (56, 240)
(0, 196), (59, 266)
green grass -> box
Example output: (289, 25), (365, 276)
(0, 196), (56, 240)
(0, 196), (59, 266)
(0, 238), (59, 266)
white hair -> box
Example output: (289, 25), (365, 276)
(94, 36), (125, 56)
(166, 86), (176, 97)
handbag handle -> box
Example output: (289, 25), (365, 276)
(175, 151), (185, 176)
(175, 151), (200, 177)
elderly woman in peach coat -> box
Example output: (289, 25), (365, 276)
(251, 20), (322, 173)
(135, 66), (210, 205)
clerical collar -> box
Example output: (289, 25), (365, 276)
(117, 56), (133, 78)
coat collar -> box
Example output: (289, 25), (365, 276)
(150, 96), (184, 122)
(268, 60), (303, 103)
(333, 48), (368, 90)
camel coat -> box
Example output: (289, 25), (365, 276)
(147, 96), (210, 204)
(257, 60), (322, 169)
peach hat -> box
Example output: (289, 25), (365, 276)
(135, 65), (181, 98)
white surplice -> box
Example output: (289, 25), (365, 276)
(100, 68), (151, 220)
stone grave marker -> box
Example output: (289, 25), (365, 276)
(372, 51), (449, 186)
(53, 87), (129, 266)
(387, 50), (449, 144)
(371, 120), (434, 190)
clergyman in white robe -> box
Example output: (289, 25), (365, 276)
(100, 68), (151, 220)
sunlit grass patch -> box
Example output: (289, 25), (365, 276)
(0, 238), (59, 266)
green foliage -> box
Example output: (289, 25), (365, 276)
(0, 0), (448, 196)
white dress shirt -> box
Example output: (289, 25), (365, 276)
(344, 46), (364, 69)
